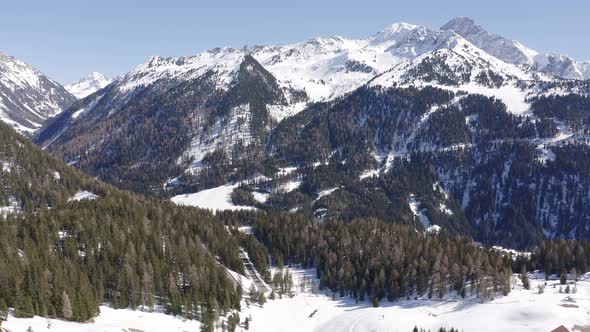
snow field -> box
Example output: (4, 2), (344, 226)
(243, 268), (590, 332)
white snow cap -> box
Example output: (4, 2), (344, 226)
(65, 72), (111, 99)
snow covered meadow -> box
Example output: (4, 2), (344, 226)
(244, 269), (590, 332)
(4, 268), (589, 332)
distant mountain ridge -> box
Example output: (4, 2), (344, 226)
(441, 17), (590, 80)
(0, 52), (75, 134)
(65, 72), (112, 99)
(38, 17), (580, 172)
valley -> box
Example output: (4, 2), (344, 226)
(1, 10), (590, 332)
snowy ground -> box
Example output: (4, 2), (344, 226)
(4, 268), (589, 331)
(67, 190), (99, 202)
(243, 268), (590, 332)
(170, 169), (302, 211)
(170, 183), (257, 212)
(2, 306), (202, 332)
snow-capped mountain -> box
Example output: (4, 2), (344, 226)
(37, 17), (590, 218)
(441, 17), (538, 65)
(65, 72), (112, 99)
(369, 33), (551, 115)
(441, 17), (590, 80)
(0, 52), (76, 134)
(38, 21), (504, 185)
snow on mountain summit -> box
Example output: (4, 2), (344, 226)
(442, 17), (590, 80)
(370, 35), (537, 114)
(0, 52), (75, 134)
(65, 72), (111, 99)
(369, 22), (419, 44)
(441, 17), (538, 65)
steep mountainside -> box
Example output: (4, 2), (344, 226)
(442, 17), (590, 80)
(37, 19), (544, 193)
(37, 53), (287, 193)
(259, 83), (590, 248)
(0, 119), (244, 327)
(64, 72), (112, 99)
(0, 52), (75, 134)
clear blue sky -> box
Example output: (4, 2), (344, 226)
(2, 0), (588, 83)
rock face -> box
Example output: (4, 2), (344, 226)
(0, 52), (76, 134)
(65, 72), (112, 99)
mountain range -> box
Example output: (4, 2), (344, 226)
(442, 17), (590, 80)
(1, 17), (590, 248)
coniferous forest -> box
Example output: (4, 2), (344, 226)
(1, 109), (590, 332)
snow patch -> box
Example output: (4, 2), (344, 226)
(0, 197), (20, 217)
(408, 194), (431, 228)
(359, 169), (380, 180)
(252, 191), (269, 203)
(315, 187), (339, 201)
(3, 305), (202, 332)
(68, 190), (99, 202)
(170, 183), (257, 212)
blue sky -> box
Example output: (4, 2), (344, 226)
(2, 0), (588, 83)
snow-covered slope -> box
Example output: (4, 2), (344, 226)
(171, 183), (257, 212)
(250, 22), (480, 103)
(3, 305), (204, 332)
(441, 17), (538, 65)
(42, 19), (524, 130)
(65, 72), (111, 99)
(43, 17), (584, 133)
(238, 268), (590, 332)
(0, 52), (75, 134)
(442, 17), (590, 80)
(370, 35), (541, 114)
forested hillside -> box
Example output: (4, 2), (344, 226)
(4, 117), (590, 330)
(227, 85), (590, 249)
(0, 121), (243, 330)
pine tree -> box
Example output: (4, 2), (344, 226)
(244, 317), (250, 330)
(62, 290), (73, 320)
(0, 298), (7, 322)
(249, 284), (258, 303)
(560, 270), (567, 285)
(520, 269), (530, 290)
(372, 296), (380, 307)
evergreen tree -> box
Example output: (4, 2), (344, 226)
(62, 291), (73, 320)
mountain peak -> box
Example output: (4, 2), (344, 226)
(441, 17), (477, 30)
(65, 72), (111, 99)
(86, 71), (108, 80)
(441, 17), (538, 65)
(441, 17), (492, 43)
(370, 22), (420, 44)
(385, 22), (419, 34)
